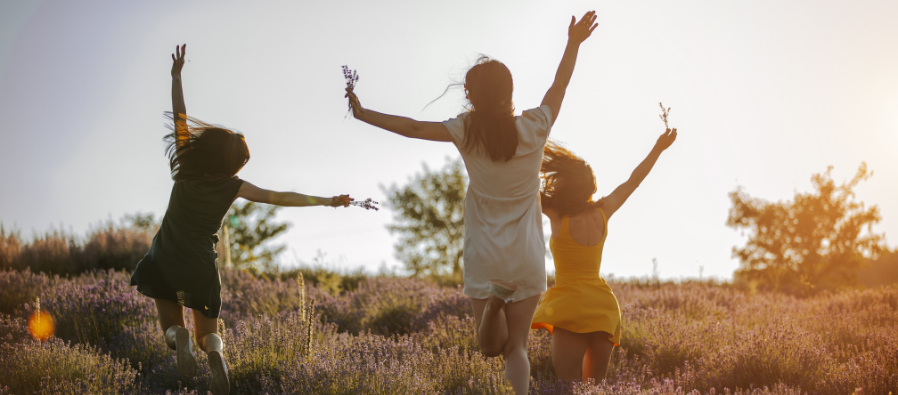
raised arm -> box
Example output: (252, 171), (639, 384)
(236, 181), (352, 208)
(601, 128), (677, 218)
(541, 11), (598, 124)
(345, 89), (453, 142)
(171, 44), (188, 145)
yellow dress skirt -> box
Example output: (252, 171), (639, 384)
(531, 210), (622, 346)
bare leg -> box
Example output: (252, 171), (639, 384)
(582, 332), (614, 383)
(154, 299), (196, 378)
(192, 309), (229, 395)
(471, 294), (541, 394)
(551, 328), (588, 381)
(471, 296), (509, 357)
(191, 309), (221, 353)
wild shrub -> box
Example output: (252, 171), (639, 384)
(0, 269), (54, 314)
(0, 338), (137, 394)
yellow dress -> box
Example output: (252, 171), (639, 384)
(531, 208), (621, 345)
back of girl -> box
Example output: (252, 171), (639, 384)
(344, 11), (599, 394)
(532, 128), (677, 383)
(130, 44), (352, 395)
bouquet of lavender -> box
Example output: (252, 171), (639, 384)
(659, 102), (671, 129)
(351, 198), (379, 211)
(342, 65), (359, 116)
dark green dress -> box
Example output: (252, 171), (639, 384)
(131, 176), (244, 318)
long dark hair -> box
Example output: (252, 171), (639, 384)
(540, 140), (602, 217)
(163, 112), (250, 181)
(462, 56), (518, 162)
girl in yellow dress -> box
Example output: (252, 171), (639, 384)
(531, 126), (677, 382)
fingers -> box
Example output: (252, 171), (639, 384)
(579, 10), (596, 24)
(173, 44), (186, 61)
(570, 16), (575, 28)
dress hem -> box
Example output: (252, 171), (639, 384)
(530, 321), (620, 346)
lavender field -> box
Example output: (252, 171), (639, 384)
(0, 269), (895, 394)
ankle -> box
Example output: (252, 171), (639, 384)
(164, 325), (185, 350)
(197, 333), (224, 354)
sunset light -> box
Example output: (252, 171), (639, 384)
(1, 1), (896, 393)
(27, 310), (55, 341)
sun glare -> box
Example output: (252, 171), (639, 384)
(27, 310), (55, 341)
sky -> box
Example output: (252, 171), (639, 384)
(1, 0), (896, 280)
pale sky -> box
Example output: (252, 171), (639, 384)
(1, 0), (896, 280)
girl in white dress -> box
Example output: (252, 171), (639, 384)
(345, 11), (598, 394)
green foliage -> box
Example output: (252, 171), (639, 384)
(382, 157), (467, 280)
(727, 163), (886, 293)
(224, 201), (289, 271)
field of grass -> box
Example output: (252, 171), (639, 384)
(0, 268), (896, 394)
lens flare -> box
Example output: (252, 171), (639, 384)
(27, 311), (55, 341)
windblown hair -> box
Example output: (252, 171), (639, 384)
(540, 139), (602, 217)
(163, 112), (250, 181)
(462, 56), (518, 162)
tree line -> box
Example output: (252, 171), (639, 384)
(2, 159), (895, 294)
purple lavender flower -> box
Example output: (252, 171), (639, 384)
(350, 197), (379, 211)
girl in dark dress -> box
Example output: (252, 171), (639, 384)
(130, 44), (352, 395)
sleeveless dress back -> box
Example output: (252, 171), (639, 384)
(130, 176), (244, 318)
(531, 208), (622, 345)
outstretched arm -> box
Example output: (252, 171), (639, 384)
(345, 89), (453, 142)
(541, 11), (598, 124)
(602, 128), (677, 218)
(171, 44), (188, 145)
(236, 182), (352, 208)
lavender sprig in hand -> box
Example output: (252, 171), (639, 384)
(351, 198), (379, 211)
(342, 65), (359, 116)
(659, 102), (671, 129)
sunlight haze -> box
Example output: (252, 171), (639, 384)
(1, 0), (895, 280)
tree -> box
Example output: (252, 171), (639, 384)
(383, 157), (467, 280)
(222, 201), (290, 271)
(726, 163), (885, 292)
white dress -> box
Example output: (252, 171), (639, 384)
(442, 105), (553, 302)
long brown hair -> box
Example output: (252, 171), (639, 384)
(462, 56), (518, 162)
(540, 140), (602, 217)
(163, 112), (250, 181)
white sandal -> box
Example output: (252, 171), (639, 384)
(207, 350), (230, 395)
(173, 326), (197, 379)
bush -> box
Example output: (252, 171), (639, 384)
(1, 269), (896, 393)
(0, 217), (155, 275)
(0, 338), (137, 394)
